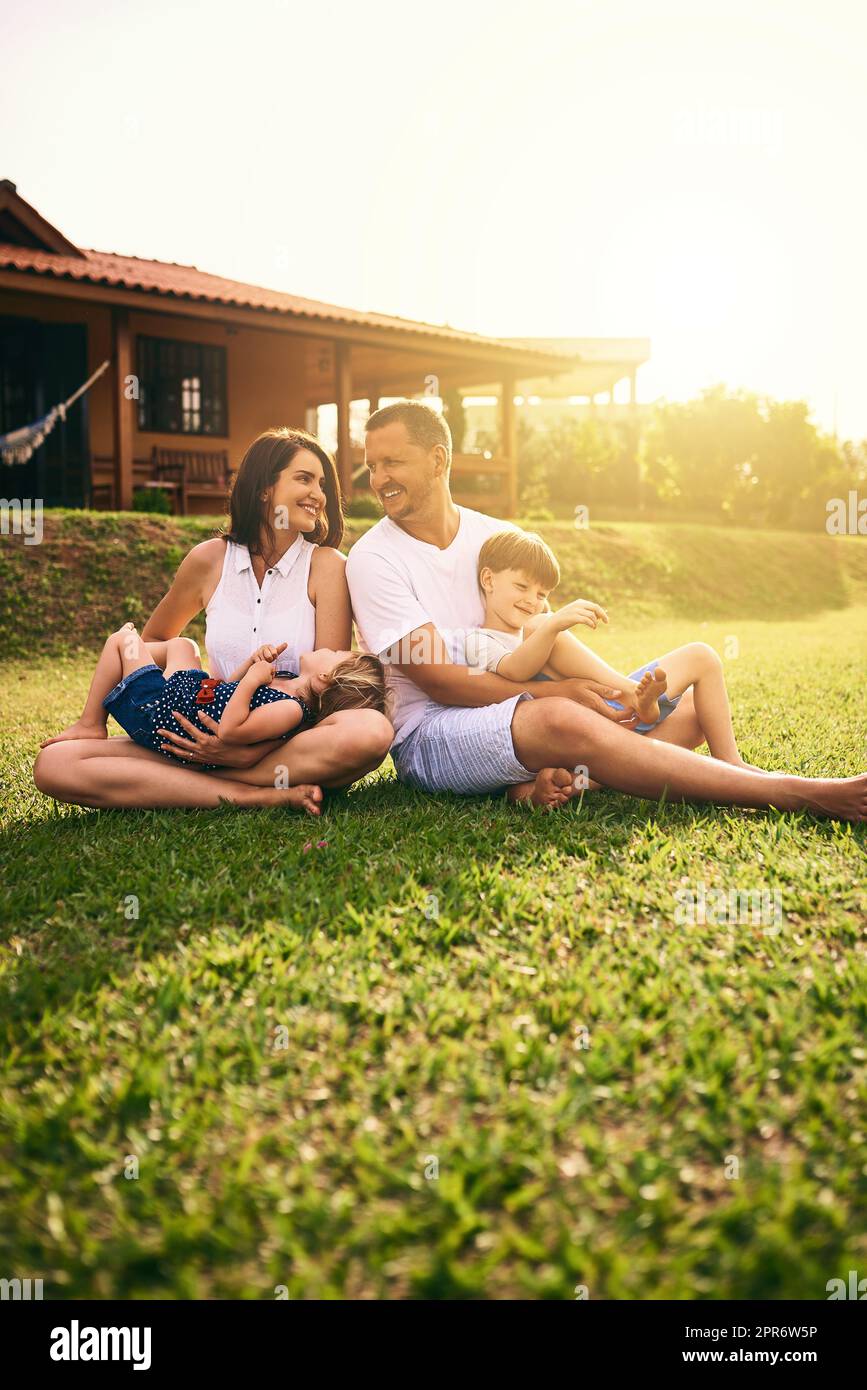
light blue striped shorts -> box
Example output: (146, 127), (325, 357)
(392, 692), (534, 795)
(391, 661), (681, 796)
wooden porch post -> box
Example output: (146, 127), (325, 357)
(335, 342), (353, 500)
(111, 307), (134, 509)
(500, 375), (518, 516)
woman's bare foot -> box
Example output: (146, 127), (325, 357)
(40, 721), (107, 749)
(277, 783), (324, 816)
(228, 782), (324, 814)
(631, 667), (668, 725)
(508, 767), (578, 809)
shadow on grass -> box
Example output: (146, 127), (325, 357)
(3, 768), (860, 1035)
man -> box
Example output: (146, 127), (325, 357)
(345, 400), (866, 820)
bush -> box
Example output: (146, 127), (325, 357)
(345, 494), (381, 519)
(132, 487), (172, 515)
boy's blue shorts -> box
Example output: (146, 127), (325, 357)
(534, 658), (681, 734)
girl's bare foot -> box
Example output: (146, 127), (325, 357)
(508, 767), (578, 809)
(631, 667), (668, 725)
(40, 721), (107, 749)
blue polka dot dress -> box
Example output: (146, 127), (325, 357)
(103, 664), (315, 771)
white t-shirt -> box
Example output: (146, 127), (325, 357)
(346, 507), (515, 745)
(464, 626), (524, 673)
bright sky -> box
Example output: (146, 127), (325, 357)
(4, 0), (866, 440)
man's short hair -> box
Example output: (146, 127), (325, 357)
(478, 529), (560, 590)
(365, 399), (452, 467)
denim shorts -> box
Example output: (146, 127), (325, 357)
(606, 659), (682, 733)
(102, 662), (166, 739)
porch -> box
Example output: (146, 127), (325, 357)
(0, 179), (585, 517)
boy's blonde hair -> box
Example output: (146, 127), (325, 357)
(478, 529), (560, 591)
(314, 652), (388, 722)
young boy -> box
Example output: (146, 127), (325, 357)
(466, 529), (755, 777)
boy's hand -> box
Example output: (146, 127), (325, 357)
(552, 599), (609, 631)
(251, 641), (287, 664)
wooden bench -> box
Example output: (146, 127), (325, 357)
(146, 446), (232, 515)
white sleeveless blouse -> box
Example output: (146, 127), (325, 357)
(205, 536), (317, 679)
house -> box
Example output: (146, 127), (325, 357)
(0, 180), (646, 515)
(460, 337), (651, 450)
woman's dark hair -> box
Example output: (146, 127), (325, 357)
(225, 428), (344, 556)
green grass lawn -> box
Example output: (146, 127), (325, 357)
(1, 600), (865, 1299)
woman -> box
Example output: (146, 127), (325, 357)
(34, 429), (392, 814)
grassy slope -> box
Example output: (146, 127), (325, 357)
(2, 510), (867, 657)
(1, 518), (866, 1298)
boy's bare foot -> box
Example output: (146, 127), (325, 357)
(40, 721), (107, 749)
(631, 667), (668, 725)
(508, 767), (578, 810)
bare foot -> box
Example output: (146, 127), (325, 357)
(785, 773), (867, 821)
(40, 721), (107, 749)
(508, 767), (579, 810)
(631, 667), (668, 725)
(278, 784), (324, 816)
(229, 782), (324, 814)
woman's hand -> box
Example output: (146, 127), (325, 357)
(157, 711), (280, 767)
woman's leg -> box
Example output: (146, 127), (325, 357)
(33, 707), (392, 810)
(33, 736), (324, 813)
(218, 709), (394, 791)
(510, 697), (867, 820)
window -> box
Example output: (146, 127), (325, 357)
(137, 336), (227, 435)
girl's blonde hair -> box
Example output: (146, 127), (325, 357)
(314, 652), (388, 722)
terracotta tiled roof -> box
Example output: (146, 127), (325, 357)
(0, 241), (576, 359)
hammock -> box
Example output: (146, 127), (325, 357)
(0, 359), (110, 465)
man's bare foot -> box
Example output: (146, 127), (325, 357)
(508, 767), (579, 810)
(785, 773), (867, 821)
(40, 721), (107, 749)
(631, 667), (668, 725)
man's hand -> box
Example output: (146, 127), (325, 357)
(560, 678), (637, 724)
(551, 599), (609, 631)
(157, 710), (278, 767)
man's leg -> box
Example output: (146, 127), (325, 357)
(510, 697), (867, 819)
(33, 737), (323, 813)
